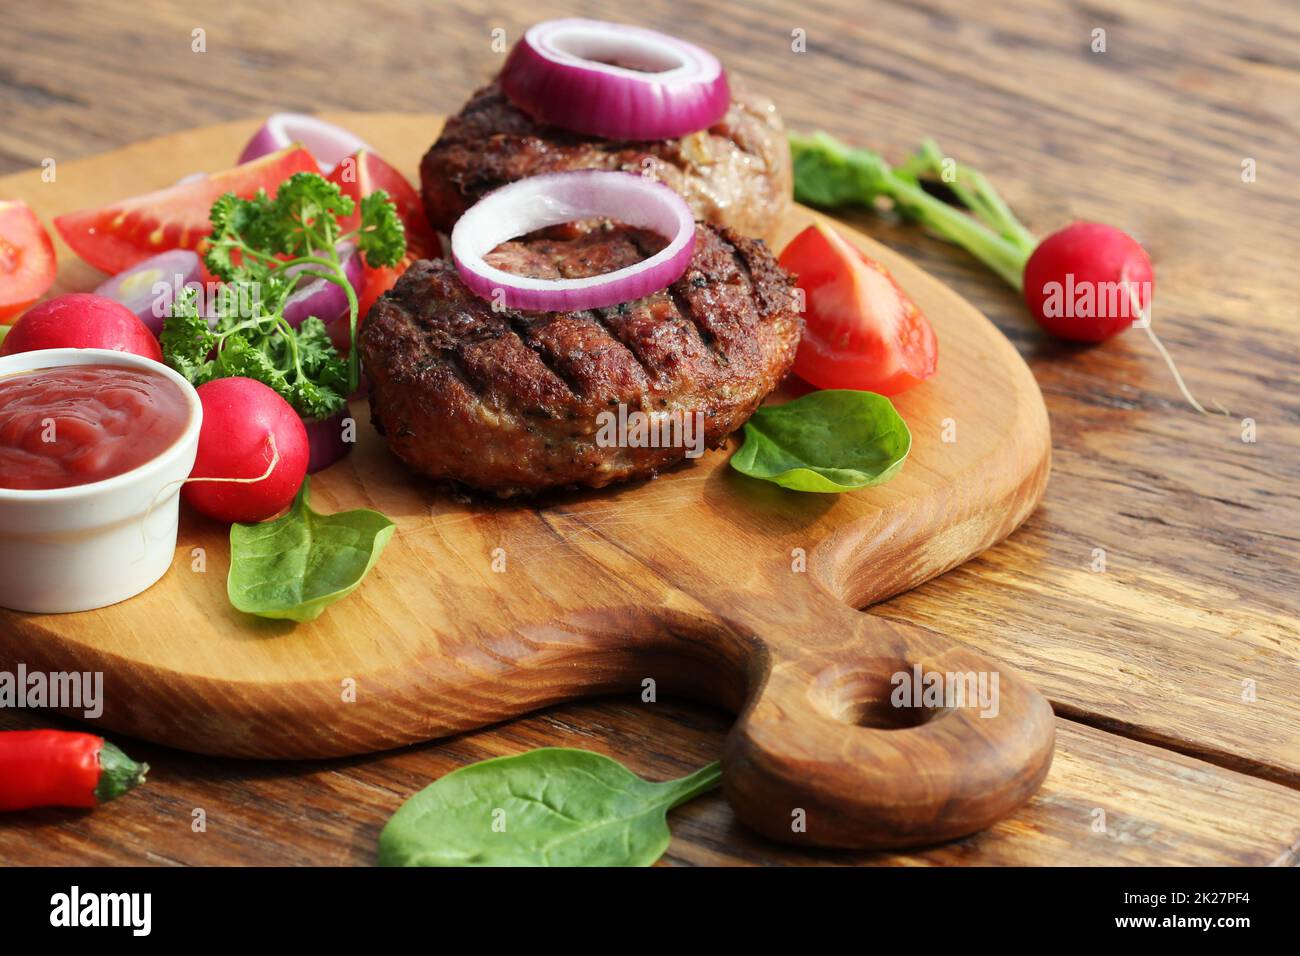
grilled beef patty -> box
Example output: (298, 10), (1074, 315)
(420, 79), (792, 243)
(359, 223), (802, 496)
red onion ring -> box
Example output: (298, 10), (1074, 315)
(500, 18), (729, 140)
(282, 243), (364, 329)
(451, 170), (696, 312)
(238, 113), (370, 174)
(94, 249), (202, 336)
(302, 407), (354, 473)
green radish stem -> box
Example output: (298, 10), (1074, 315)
(790, 130), (1226, 417)
(906, 139), (1039, 253)
(790, 131), (1033, 289)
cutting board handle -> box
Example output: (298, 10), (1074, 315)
(722, 604), (1055, 849)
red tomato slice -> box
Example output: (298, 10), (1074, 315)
(0, 200), (56, 322)
(53, 146), (317, 276)
(779, 222), (938, 396)
(327, 149), (437, 323)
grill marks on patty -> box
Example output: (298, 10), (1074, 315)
(359, 222), (801, 495)
(483, 224), (755, 401)
(489, 227), (664, 398)
(379, 226), (770, 412)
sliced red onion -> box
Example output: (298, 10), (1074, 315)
(282, 243), (364, 330)
(302, 407), (354, 473)
(238, 113), (370, 174)
(500, 18), (730, 140)
(325, 311), (351, 353)
(451, 170), (696, 312)
(94, 249), (202, 336)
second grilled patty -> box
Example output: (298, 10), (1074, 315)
(420, 79), (792, 244)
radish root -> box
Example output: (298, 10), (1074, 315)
(142, 432), (282, 534)
(1129, 285), (1229, 417)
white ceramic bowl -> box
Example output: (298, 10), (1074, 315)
(0, 348), (202, 613)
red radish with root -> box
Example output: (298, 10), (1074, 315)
(182, 377), (309, 523)
(789, 132), (1222, 414)
(1022, 221), (1153, 343)
(1020, 222), (1214, 414)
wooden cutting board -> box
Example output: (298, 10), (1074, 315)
(0, 113), (1054, 849)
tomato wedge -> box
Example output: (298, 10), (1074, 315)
(779, 223), (938, 396)
(327, 149), (437, 324)
(0, 201), (57, 322)
(53, 147), (316, 276)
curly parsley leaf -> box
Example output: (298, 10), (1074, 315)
(270, 173), (355, 258)
(160, 288), (216, 385)
(205, 189), (283, 283)
(356, 190), (406, 268)
(296, 317), (349, 388)
(164, 171), (402, 418)
(215, 334), (291, 392)
(287, 378), (343, 422)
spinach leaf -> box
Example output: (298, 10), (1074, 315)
(378, 749), (721, 867)
(227, 476), (395, 623)
(730, 389), (911, 492)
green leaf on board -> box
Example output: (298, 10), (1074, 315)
(730, 388), (911, 492)
(378, 748), (722, 867)
(227, 475), (395, 623)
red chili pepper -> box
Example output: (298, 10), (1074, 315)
(0, 730), (148, 811)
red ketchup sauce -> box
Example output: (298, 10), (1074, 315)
(0, 364), (189, 490)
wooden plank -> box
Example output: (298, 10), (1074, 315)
(1, 703), (1295, 866)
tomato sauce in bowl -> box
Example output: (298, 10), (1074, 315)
(0, 364), (191, 490)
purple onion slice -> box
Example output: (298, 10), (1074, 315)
(94, 249), (202, 336)
(500, 19), (730, 140)
(451, 170), (696, 312)
(302, 407), (354, 473)
(281, 243), (364, 330)
(238, 113), (370, 174)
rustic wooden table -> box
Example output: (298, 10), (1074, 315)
(1, 0), (1296, 866)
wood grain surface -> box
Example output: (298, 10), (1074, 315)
(1, 0), (1297, 865)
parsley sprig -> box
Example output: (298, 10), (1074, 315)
(161, 172), (405, 419)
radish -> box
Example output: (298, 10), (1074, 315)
(1022, 222), (1153, 343)
(0, 293), (163, 361)
(183, 377), (309, 523)
(789, 133), (1221, 413)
